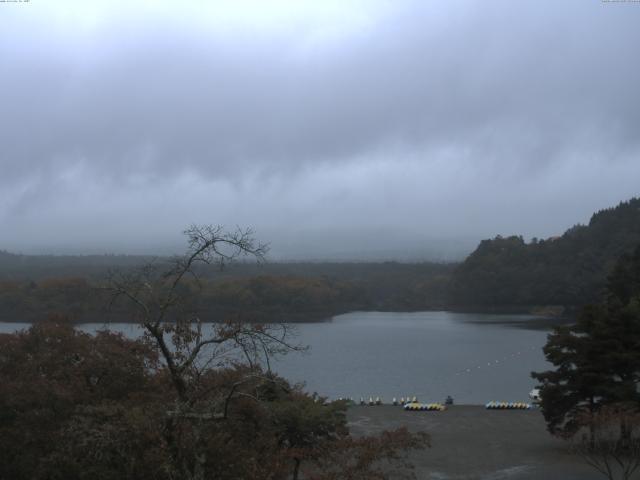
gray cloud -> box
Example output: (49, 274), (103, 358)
(1, 0), (639, 258)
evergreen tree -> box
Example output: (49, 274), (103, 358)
(532, 244), (640, 437)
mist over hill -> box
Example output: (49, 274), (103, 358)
(450, 197), (640, 311)
(2, 197), (640, 321)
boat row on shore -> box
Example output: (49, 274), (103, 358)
(338, 396), (428, 406)
(404, 402), (446, 411)
(335, 396), (533, 410)
(485, 401), (532, 409)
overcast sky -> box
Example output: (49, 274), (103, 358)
(1, 0), (639, 259)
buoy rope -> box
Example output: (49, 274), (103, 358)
(336, 344), (541, 403)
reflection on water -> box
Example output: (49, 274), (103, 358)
(0, 311), (557, 404)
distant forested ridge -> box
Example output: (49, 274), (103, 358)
(450, 197), (640, 311)
(0, 257), (453, 323)
(2, 197), (639, 322)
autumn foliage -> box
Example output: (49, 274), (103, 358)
(0, 320), (428, 480)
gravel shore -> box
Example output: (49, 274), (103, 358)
(347, 405), (604, 480)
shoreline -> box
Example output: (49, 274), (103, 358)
(0, 307), (576, 326)
(347, 405), (600, 479)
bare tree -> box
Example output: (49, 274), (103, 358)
(573, 404), (640, 480)
(106, 225), (304, 480)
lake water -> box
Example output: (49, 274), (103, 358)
(0, 311), (558, 404)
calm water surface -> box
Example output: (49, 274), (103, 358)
(0, 311), (556, 404)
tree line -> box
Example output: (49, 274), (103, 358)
(0, 262), (452, 324)
(450, 197), (640, 311)
(2, 196), (640, 322)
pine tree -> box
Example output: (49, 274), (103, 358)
(532, 244), (640, 438)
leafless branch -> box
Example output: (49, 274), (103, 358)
(103, 225), (301, 408)
(573, 404), (640, 480)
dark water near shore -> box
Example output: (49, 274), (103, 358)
(0, 311), (563, 404)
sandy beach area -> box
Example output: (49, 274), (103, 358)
(347, 405), (605, 480)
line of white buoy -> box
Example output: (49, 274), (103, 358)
(453, 345), (539, 377)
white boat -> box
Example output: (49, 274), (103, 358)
(529, 388), (541, 402)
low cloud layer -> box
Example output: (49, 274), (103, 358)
(1, 0), (639, 259)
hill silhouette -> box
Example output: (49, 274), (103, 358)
(450, 197), (640, 311)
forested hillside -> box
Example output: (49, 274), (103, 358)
(3, 197), (639, 321)
(450, 197), (640, 310)
(0, 259), (453, 323)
